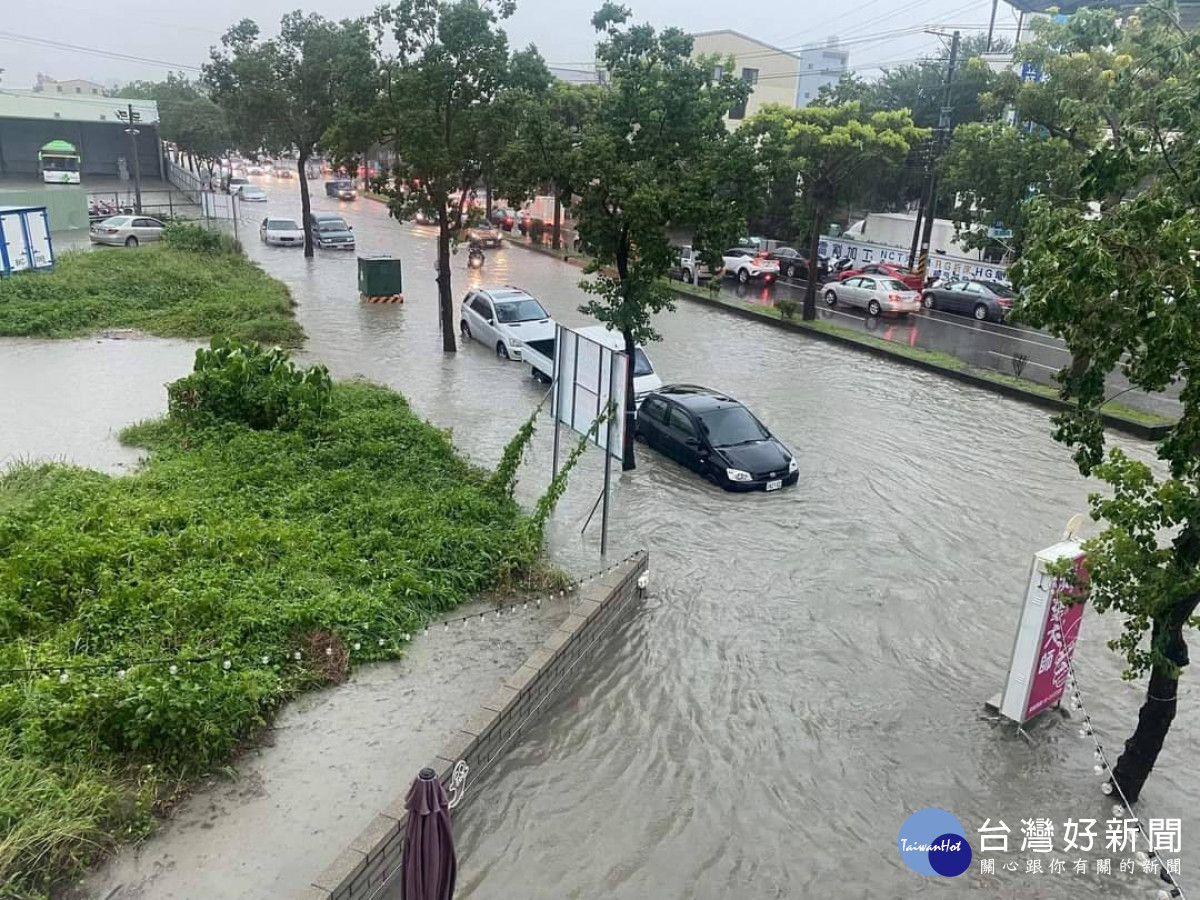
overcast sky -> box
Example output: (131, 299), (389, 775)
(1, 0), (1024, 91)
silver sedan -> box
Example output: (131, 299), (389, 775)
(823, 275), (922, 317)
(88, 215), (165, 248)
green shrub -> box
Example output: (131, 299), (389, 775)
(529, 218), (546, 244)
(168, 338), (332, 431)
(162, 222), (243, 255)
(776, 298), (800, 320)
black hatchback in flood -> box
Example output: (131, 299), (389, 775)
(636, 385), (798, 492)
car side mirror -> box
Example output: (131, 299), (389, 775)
(487, 317), (494, 325)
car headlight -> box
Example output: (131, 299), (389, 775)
(725, 468), (752, 482)
(508, 337), (524, 348)
(788, 458), (799, 474)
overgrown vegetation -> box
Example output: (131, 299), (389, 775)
(0, 241), (301, 346)
(0, 342), (554, 898)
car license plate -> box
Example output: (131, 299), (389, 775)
(766, 479), (783, 492)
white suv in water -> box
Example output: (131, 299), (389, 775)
(459, 286), (556, 360)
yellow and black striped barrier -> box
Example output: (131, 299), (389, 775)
(360, 294), (404, 304)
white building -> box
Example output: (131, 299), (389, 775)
(795, 38), (849, 107)
(33, 75), (106, 96)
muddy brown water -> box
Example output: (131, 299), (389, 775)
(5, 178), (1195, 899)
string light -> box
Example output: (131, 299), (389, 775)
(222, 659), (232, 670)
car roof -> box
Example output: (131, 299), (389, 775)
(266, 217), (299, 226)
(478, 286), (536, 303)
(312, 212), (344, 221)
(651, 384), (743, 412)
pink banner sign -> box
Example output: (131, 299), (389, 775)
(1024, 558), (1087, 720)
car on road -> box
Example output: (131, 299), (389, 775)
(414, 209), (436, 225)
(836, 261), (924, 291)
(272, 166), (293, 179)
(260, 217), (305, 247)
(490, 207), (516, 230)
(671, 245), (723, 284)
(922, 278), (1015, 322)
(89, 215), (165, 248)
(767, 246), (827, 282)
(459, 286), (554, 360)
(823, 275), (921, 317)
(636, 385), (798, 492)
(722, 248), (779, 284)
(309, 213), (355, 250)
(466, 221), (502, 248)
(226, 176), (249, 195)
(246, 164), (266, 176)
(325, 180), (357, 201)
(239, 185), (268, 202)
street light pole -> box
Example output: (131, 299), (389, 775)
(915, 30), (960, 285)
(125, 103), (143, 215)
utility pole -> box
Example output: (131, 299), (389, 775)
(124, 103), (144, 215)
(915, 30), (959, 285)
(987, 0), (999, 52)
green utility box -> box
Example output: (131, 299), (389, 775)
(357, 255), (403, 300)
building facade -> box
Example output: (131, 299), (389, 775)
(795, 39), (850, 107)
(690, 30), (801, 125)
(33, 75), (107, 96)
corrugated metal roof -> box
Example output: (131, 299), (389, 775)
(0, 90), (158, 125)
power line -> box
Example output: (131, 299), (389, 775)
(0, 30), (202, 72)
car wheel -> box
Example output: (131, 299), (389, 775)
(125, 236), (139, 248)
(823, 289), (837, 307)
(683, 269), (694, 284)
(868, 299), (882, 317)
(460, 320), (471, 339)
(922, 293), (935, 310)
(973, 303), (989, 321)
(786, 264), (797, 279)
(496, 342), (509, 360)
(738, 268), (749, 284)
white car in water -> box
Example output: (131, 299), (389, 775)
(259, 217), (305, 247)
(722, 247), (779, 284)
(239, 185), (268, 202)
(459, 286), (555, 360)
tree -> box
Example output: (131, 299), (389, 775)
(572, 3), (760, 470)
(747, 103), (926, 320)
(204, 14), (376, 257)
(1015, 8), (1200, 803)
(495, 80), (599, 249)
(116, 74), (231, 178)
(368, 0), (527, 352)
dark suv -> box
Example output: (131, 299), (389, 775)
(636, 385), (798, 492)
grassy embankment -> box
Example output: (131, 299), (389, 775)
(0, 226), (302, 346)
(0, 232), (562, 898)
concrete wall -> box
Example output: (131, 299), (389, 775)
(691, 31), (801, 125)
(300, 551), (650, 900)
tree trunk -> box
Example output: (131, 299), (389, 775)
(436, 205), (457, 353)
(298, 153), (314, 259)
(615, 239), (636, 472)
(485, 181), (493, 220)
(552, 191), (562, 251)
(804, 206), (823, 321)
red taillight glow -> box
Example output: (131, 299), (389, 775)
(888, 293), (902, 302)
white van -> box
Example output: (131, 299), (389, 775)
(523, 325), (662, 403)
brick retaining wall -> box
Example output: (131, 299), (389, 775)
(299, 551), (650, 900)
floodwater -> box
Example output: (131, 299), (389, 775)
(6, 176), (1196, 899)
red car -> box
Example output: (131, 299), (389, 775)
(837, 262), (924, 291)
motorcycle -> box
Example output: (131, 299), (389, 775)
(467, 243), (485, 269)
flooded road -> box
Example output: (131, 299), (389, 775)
(6, 176), (1195, 898)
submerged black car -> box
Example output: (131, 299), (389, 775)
(636, 385), (798, 492)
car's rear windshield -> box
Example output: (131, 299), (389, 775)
(880, 279), (908, 291)
(268, 219), (299, 229)
(981, 281), (1015, 297)
(495, 298), (548, 323)
(698, 405), (769, 447)
(318, 220), (348, 232)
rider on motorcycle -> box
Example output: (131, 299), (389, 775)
(467, 239), (485, 268)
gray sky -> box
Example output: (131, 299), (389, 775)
(1, 0), (1024, 91)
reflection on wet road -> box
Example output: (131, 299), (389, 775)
(6, 175), (1193, 899)
(232, 181), (1194, 899)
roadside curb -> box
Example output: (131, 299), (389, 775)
(666, 287), (1171, 441)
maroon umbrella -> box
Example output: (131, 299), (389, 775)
(401, 768), (457, 900)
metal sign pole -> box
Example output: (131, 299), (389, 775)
(600, 355), (616, 557)
(551, 324), (562, 482)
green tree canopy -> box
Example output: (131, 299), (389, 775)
(115, 73), (231, 175)
(572, 2), (761, 469)
(204, 14), (377, 256)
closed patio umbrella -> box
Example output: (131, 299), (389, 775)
(401, 767), (457, 900)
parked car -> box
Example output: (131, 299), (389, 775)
(823, 275), (921, 317)
(490, 207), (516, 230)
(89, 215), (165, 248)
(260, 216), (305, 247)
(239, 185), (268, 202)
(636, 385), (798, 492)
(465, 221), (502, 248)
(523, 325), (664, 401)
(309, 212), (355, 250)
(516, 210), (533, 235)
(671, 245), (723, 284)
(722, 248), (779, 284)
(246, 164), (266, 176)
(459, 286), (554, 360)
(272, 166), (293, 179)
(837, 261), (924, 291)
(922, 278), (1015, 322)
(767, 246), (827, 282)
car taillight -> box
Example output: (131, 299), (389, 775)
(888, 293), (902, 302)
